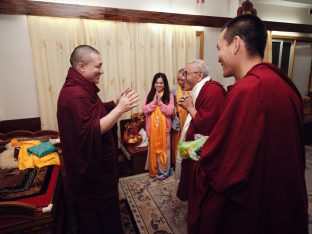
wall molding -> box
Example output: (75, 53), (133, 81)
(0, 0), (311, 33)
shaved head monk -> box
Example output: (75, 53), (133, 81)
(57, 45), (139, 234)
(189, 15), (309, 234)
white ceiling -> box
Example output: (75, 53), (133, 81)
(253, 0), (312, 8)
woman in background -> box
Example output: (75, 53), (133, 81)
(143, 72), (174, 180)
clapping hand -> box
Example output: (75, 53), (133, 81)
(117, 88), (140, 113)
(115, 88), (132, 105)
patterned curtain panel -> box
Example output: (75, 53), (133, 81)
(27, 16), (196, 130)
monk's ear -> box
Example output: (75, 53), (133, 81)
(233, 35), (241, 55)
(197, 72), (204, 82)
(77, 62), (85, 73)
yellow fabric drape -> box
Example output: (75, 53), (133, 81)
(176, 87), (189, 129)
(149, 105), (167, 177)
(171, 86), (189, 165)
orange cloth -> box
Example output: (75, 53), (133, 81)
(176, 86), (189, 128)
(149, 101), (167, 177)
(171, 86), (189, 165)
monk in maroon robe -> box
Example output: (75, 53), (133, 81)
(175, 59), (227, 232)
(189, 15), (308, 234)
(57, 45), (139, 234)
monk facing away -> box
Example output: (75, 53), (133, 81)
(189, 14), (309, 234)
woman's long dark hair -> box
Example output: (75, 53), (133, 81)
(146, 72), (170, 104)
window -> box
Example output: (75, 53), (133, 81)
(272, 39), (295, 76)
(272, 36), (312, 96)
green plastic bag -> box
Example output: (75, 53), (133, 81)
(178, 136), (208, 161)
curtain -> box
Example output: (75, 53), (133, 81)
(27, 16), (196, 130)
(309, 72), (312, 94)
(264, 30), (272, 63)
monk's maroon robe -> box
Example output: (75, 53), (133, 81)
(176, 80), (227, 231)
(57, 68), (122, 233)
(190, 63), (308, 234)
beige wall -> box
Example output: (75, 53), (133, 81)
(255, 2), (312, 24)
(0, 14), (39, 121)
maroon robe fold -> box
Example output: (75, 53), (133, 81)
(190, 63), (308, 234)
(57, 68), (119, 210)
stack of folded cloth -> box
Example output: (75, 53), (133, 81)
(11, 139), (61, 170)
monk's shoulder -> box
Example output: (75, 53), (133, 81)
(230, 75), (262, 99)
(203, 80), (226, 93)
(61, 85), (88, 98)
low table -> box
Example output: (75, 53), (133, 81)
(120, 143), (148, 175)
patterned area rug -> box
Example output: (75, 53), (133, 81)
(120, 199), (140, 234)
(119, 145), (312, 234)
(119, 173), (187, 234)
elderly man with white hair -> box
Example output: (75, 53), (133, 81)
(175, 59), (227, 233)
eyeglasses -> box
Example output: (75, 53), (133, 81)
(183, 71), (202, 78)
